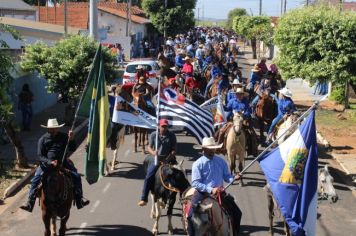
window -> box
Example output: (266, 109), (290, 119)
(126, 64), (153, 73)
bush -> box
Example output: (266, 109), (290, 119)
(330, 85), (345, 104)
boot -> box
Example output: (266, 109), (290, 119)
(75, 196), (90, 209)
(20, 198), (36, 212)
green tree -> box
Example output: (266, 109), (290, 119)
(142, 0), (196, 37)
(226, 8), (247, 30)
(233, 15), (273, 59)
(21, 35), (117, 102)
(0, 23), (28, 168)
(274, 6), (356, 106)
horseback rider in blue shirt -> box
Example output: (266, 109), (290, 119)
(175, 50), (185, 70)
(225, 88), (251, 121)
(227, 78), (243, 104)
(266, 87), (296, 144)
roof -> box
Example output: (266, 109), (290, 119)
(343, 2), (356, 11)
(0, 0), (35, 11)
(0, 17), (81, 35)
(98, 6), (150, 24)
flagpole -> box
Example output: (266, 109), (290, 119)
(154, 77), (162, 166)
(60, 45), (102, 167)
(224, 98), (323, 191)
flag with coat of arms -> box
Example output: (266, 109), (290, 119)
(259, 111), (318, 236)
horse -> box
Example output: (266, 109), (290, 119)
(105, 85), (132, 175)
(181, 188), (234, 236)
(143, 156), (190, 235)
(255, 93), (278, 142)
(225, 112), (246, 182)
(158, 52), (173, 69)
(318, 165), (338, 203)
(272, 113), (299, 145)
(132, 93), (149, 153)
(41, 168), (73, 236)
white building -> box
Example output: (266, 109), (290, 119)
(0, 0), (36, 21)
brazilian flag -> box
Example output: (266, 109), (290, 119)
(77, 45), (110, 184)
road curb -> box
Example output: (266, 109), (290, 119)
(2, 118), (88, 201)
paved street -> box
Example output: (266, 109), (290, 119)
(0, 52), (355, 236)
(1, 133), (356, 236)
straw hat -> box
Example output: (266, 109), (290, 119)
(232, 79), (242, 85)
(278, 87), (293, 98)
(251, 65), (261, 72)
(201, 137), (223, 149)
(184, 56), (191, 61)
(41, 118), (65, 128)
(235, 87), (246, 94)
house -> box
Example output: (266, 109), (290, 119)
(0, 0), (36, 21)
(37, 1), (152, 58)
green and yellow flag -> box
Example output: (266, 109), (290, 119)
(77, 45), (110, 184)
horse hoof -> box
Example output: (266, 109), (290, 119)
(152, 229), (158, 235)
(168, 229), (174, 235)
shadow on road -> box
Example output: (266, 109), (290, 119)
(176, 142), (201, 161)
(66, 224), (152, 236)
(107, 162), (145, 180)
(240, 223), (286, 235)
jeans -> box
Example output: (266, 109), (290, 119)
(268, 113), (283, 135)
(20, 104), (32, 130)
(141, 163), (159, 202)
(28, 161), (83, 200)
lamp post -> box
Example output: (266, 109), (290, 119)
(89, 0), (98, 39)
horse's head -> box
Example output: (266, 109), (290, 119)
(319, 165), (338, 203)
(232, 111), (244, 134)
(164, 161), (191, 194)
(191, 202), (213, 235)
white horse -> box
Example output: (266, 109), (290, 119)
(225, 112), (246, 177)
(273, 114), (299, 145)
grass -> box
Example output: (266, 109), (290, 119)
(316, 108), (356, 135)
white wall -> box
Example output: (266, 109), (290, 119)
(0, 31), (56, 49)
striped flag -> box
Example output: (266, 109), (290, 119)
(159, 88), (214, 144)
(77, 45), (110, 184)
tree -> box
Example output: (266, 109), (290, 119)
(21, 35), (117, 102)
(226, 8), (247, 30)
(0, 23), (28, 168)
(233, 15), (273, 59)
(142, 0), (197, 37)
(274, 6), (356, 106)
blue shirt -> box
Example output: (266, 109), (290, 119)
(277, 97), (296, 115)
(225, 97), (251, 119)
(227, 90), (236, 103)
(192, 155), (234, 193)
(250, 72), (260, 86)
(175, 55), (184, 68)
(211, 66), (222, 79)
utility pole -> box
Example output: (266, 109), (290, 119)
(284, 0), (287, 14)
(197, 8), (200, 25)
(64, 0), (67, 35)
(280, 0), (283, 16)
(126, 0), (132, 37)
(89, 0), (98, 39)
(259, 0), (262, 15)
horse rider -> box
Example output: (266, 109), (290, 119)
(175, 50), (185, 71)
(227, 78), (243, 103)
(20, 118), (89, 212)
(248, 65), (262, 99)
(182, 56), (194, 78)
(265, 87), (297, 145)
(257, 57), (269, 75)
(135, 65), (149, 81)
(225, 87), (251, 121)
(204, 71), (223, 99)
(195, 44), (205, 68)
(138, 119), (177, 207)
(132, 76), (155, 115)
(187, 137), (242, 236)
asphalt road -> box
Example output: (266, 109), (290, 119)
(1, 54), (355, 236)
(0, 132), (356, 236)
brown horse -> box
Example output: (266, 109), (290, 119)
(132, 93), (149, 153)
(255, 93), (278, 142)
(41, 169), (73, 236)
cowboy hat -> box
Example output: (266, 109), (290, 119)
(278, 87), (293, 98)
(251, 65), (261, 72)
(235, 87), (246, 94)
(201, 137), (223, 149)
(184, 56), (191, 61)
(232, 79), (242, 85)
(198, 44), (204, 48)
(41, 118), (65, 128)
(136, 65), (144, 70)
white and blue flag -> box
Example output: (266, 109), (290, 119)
(259, 111), (318, 236)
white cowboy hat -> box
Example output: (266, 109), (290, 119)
(232, 79), (242, 85)
(278, 87), (293, 98)
(201, 137), (223, 149)
(136, 65), (144, 69)
(235, 87), (246, 94)
(41, 118), (65, 128)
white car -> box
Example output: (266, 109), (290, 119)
(122, 61), (161, 90)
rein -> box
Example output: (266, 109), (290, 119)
(159, 165), (180, 193)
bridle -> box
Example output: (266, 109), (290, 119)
(159, 164), (180, 193)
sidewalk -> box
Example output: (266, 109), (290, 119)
(239, 45), (356, 192)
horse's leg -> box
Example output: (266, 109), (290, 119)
(43, 213), (51, 236)
(58, 213), (69, 236)
(51, 216), (56, 236)
(167, 193), (176, 235)
(267, 192), (274, 236)
(259, 119), (265, 142)
(152, 200), (161, 235)
(134, 129), (138, 153)
(238, 134), (246, 186)
(150, 193), (156, 219)
(227, 150), (236, 175)
(284, 221), (291, 236)
(142, 130), (146, 154)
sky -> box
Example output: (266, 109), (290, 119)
(195, 0), (305, 19)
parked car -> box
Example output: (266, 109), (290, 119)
(122, 61), (161, 90)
